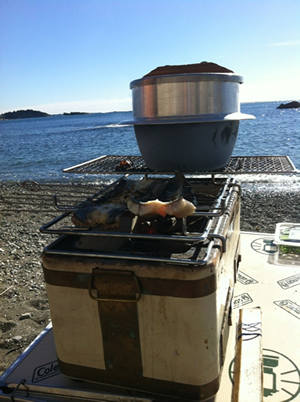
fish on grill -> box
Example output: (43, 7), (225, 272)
(71, 174), (195, 227)
(126, 173), (196, 218)
(71, 203), (127, 228)
(126, 197), (196, 218)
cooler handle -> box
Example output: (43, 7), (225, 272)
(88, 268), (142, 302)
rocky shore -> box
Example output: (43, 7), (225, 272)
(1, 180), (299, 375)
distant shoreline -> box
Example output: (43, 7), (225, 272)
(0, 109), (131, 120)
(1, 100), (299, 120)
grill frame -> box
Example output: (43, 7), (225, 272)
(40, 177), (240, 264)
(63, 155), (298, 175)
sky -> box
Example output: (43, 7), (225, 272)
(1, 0), (300, 114)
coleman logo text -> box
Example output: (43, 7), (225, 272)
(32, 360), (60, 383)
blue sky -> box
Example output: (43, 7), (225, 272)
(1, 0), (300, 114)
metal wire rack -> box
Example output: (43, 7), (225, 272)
(63, 155), (298, 175)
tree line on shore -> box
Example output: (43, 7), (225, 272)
(0, 109), (88, 120)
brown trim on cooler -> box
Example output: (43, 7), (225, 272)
(140, 276), (216, 298)
(58, 359), (220, 401)
(43, 266), (216, 298)
(98, 300), (143, 376)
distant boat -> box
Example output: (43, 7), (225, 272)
(63, 112), (88, 116)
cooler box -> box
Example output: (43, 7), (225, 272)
(41, 201), (240, 401)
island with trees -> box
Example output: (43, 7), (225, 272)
(277, 101), (300, 109)
(0, 109), (50, 120)
(0, 109), (92, 120)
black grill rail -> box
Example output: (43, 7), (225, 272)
(63, 155), (297, 175)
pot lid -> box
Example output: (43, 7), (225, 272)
(130, 73), (244, 88)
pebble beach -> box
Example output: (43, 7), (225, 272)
(0, 179), (300, 375)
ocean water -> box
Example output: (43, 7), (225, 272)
(0, 102), (299, 190)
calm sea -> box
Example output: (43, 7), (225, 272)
(0, 102), (299, 191)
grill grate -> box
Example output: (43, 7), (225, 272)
(63, 155), (297, 175)
(41, 178), (239, 264)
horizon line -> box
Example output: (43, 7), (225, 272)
(1, 98), (300, 116)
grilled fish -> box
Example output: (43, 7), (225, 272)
(127, 197), (196, 218)
(72, 202), (127, 228)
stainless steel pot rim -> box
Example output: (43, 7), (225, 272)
(121, 112), (255, 125)
(130, 73), (243, 88)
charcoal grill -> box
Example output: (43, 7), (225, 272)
(39, 148), (300, 400)
(41, 167), (241, 401)
(41, 176), (240, 264)
(45, 114), (280, 402)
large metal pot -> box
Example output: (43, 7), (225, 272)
(130, 73), (253, 123)
(127, 72), (254, 171)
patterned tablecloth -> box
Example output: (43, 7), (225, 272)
(217, 232), (300, 402)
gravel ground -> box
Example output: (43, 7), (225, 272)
(0, 179), (299, 375)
